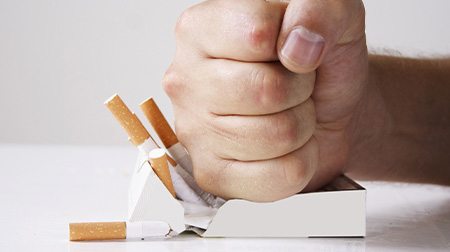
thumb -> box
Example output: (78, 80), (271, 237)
(277, 0), (363, 73)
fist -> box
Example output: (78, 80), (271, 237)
(164, 0), (367, 201)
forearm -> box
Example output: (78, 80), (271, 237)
(346, 55), (450, 185)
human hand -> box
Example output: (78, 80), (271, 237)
(164, 0), (367, 201)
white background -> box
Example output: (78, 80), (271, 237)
(1, 0), (449, 145)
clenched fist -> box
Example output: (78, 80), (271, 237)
(163, 0), (367, 201)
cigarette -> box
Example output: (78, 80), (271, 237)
(69, 221), (170, 241)
(140, 97), (225, 208)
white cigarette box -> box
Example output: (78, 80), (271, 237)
(128, 152), (366, 237)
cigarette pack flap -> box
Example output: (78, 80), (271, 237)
(128, 152), (366, 237)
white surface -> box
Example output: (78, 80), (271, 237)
(126, 221), (170, 238)
(0, 144), (449, 251)
(1, 0), (450, 145)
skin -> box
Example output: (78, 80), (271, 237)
(347, 56), (450, 186)
(163, 0), (450, 202)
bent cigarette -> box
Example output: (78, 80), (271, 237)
(149, 149), (176, 197)
(69, 221), (170, 241)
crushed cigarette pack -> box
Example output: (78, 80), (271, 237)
(128, 151), (366, 238)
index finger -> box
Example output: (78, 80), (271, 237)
(176, 0), (287, 62)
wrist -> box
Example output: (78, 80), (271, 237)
(345, 54), (391, 179)
(346, 55), (450, 185)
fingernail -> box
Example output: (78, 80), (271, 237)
(281, 26), (325, 68)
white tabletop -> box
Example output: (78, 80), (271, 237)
(0, 144), (448, 251)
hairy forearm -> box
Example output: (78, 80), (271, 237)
(346, 55), (450, 185)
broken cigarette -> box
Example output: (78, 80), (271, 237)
(105, 94), (206, 205)
(140, 97), (225, 208)
(104, 94), (158, 154)
(104, 94), (174, 198)
(148, 148), (176, 197)
(140, 97), (193, 174)
(69, 221), (170, 241)
(105, 94), (152, 148)
(150, 148), (207, 206)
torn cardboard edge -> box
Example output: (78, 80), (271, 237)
(128, 152), (366, 238)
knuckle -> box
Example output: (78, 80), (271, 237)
(272, 111), (300, 150)
(246, 17), (277, 54)
(283, 157), (308, 187)
(283, 138), (318, 189)
(162, 68), (183, 99)
(282, 101), (316, 151)
(251, 68), (287, 110)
